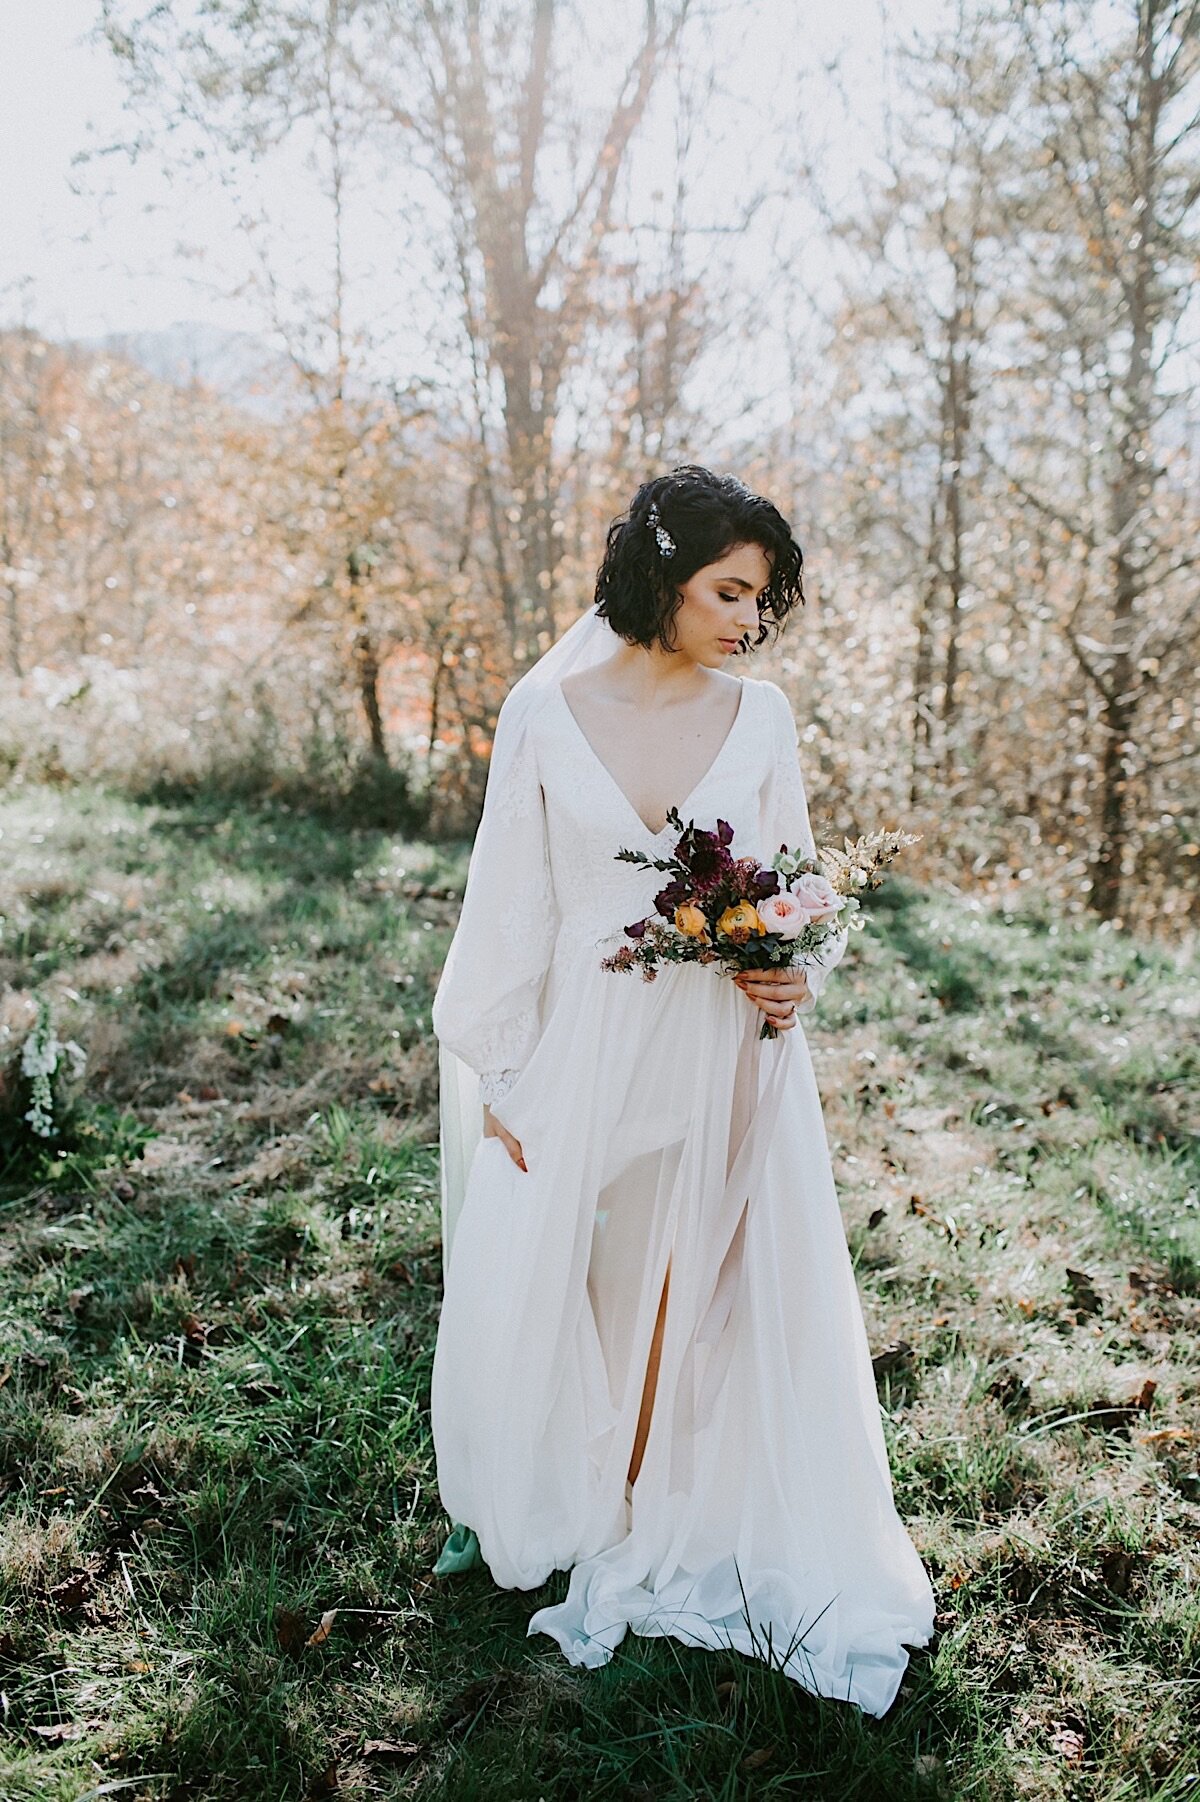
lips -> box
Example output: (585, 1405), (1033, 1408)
(718, 638), (741, 653)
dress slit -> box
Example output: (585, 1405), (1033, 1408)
(628, 1251), (672, 1488)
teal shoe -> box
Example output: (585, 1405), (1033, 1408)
(433, 1520), (483, 1574)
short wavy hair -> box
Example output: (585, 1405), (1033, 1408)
(594, 465), (805, 653)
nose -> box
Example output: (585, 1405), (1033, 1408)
(735, 602), (759, 639)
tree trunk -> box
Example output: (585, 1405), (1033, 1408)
(354, 624), (387, 762)
(910, 487), (941, 810)
(348, 550), (387, 762)
(939, 294), (973, 777)
(1090, 2), (1162, 920)
(0, 534), (21, 677)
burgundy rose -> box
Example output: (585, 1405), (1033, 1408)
(654, 879), (690, 918)
(676, 828), (734, 893)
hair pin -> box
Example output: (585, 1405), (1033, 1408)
(646, 502), (676, 559)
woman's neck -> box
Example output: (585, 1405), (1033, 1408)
(602, 641), (713, 705)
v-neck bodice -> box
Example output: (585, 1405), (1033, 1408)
(529, 675), (772, 963)
(554, 675), (748, 841)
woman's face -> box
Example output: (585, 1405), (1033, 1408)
(668, 541), (773, 667)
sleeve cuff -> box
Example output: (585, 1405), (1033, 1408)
(479, 1068), (521, 1106)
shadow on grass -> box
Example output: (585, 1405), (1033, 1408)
(133, 748), (433, 838)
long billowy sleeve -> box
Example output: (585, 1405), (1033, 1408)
(760, 680), (849, 1016)
(431, 689), (559, 1101)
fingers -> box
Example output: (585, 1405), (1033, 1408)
(500, 1127), (528, 1172)
(733, 965), (809, 990)
(735, 973), (811, 1003)
(740, 990), (797, 1028)
(484, 1103), (527, 1171)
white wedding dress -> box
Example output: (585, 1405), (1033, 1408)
(429, 610), (935, 1718)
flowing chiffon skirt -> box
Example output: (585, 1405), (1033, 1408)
(430, 950), (936, 1718)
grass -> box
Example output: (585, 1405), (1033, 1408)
(0, 782), (1197, 1802)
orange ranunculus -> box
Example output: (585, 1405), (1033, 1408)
(674, 901), (709, 939)
(716, 901), (766, 943)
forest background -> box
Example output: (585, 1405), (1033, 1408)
(3, 5), (1200, 1796)
(3, 0), (1197, 932)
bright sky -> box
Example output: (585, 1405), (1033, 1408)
(1, 0), (951, 351)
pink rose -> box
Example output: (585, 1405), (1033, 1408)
(756, 891), (807, 939)
(792, 871), (840, 923)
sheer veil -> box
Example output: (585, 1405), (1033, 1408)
(437, 603), (622, 1261)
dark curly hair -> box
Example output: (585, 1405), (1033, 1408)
(594, 465), (805, 653)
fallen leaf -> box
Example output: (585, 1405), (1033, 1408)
(362, 1739), (420, 1760)
(305, 1609), (337, 1648)
(1049, 1721), (1085, 1762)
(1065, 1266), (1103, 1316)
(31, 1719), (101, 1743)
(245, 1378), (285, 1405)
(441, 1671), (516, 1730)
(872, 1340), (914, 1377)
(49, 1568), (96, 1613)
(275, 1607), (308, 1654)
(740, 1745), (776, 1771)
(1100, 1549), (1138, 1596)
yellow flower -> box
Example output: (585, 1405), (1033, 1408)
(716, 901), (766, 943)
(674, 901), (709, 939)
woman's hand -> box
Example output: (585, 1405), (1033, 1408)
(732, 964), (811, 1031)
(482, 1102), (527, 1171)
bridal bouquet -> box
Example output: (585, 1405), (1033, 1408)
(601, 808), (919, 1038)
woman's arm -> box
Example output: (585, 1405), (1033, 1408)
(431, 690), (559, 1165)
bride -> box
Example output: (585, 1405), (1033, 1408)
(429, 465), (936, 1717)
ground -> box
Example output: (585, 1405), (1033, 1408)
(0, 785), (1196, 1801)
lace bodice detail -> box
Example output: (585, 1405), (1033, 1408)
(431, 675), (848, 1100)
